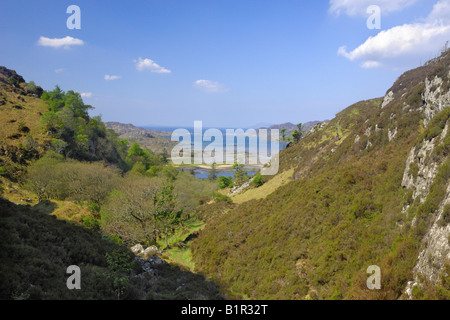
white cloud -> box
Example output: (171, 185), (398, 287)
(38, 36), (84, 49)
(54, 68), (64, 74)
(361, 61), (382, 68)
(427, 0), (450, 23)
(338, 23), (450, 60)
(81, 92), (92, 98)
(337, 0), (450, 68)
(104, 75), (122, 81)
(329, 0), (420, 16)
(193, 80), (228, 93)
(134, 57), (171, 74)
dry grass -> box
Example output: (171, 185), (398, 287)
(0, 89), (49, 146)
(1, 178), (90, 225)
(232, 168), (294, 204)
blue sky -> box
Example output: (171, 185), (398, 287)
(1, 0), (449, 127)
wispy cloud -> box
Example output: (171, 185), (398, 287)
(360, 61), (382, 69)
(337, 0), (450, 68)
(38, 36), (84, 49)
(54, 68), (64, 74)
(104, 74), (122, 81)
(134, 57), (171, 74)
(329, 0), (420, 17)
(81, 92), (92, 98)
(193, 80), (228, 93)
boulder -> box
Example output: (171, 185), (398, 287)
(147, 255), (166, 266)
(131, 244), (144, 256)
(143, 246), (159, 259)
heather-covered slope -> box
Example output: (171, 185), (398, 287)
(0, 198), (222, 300)
(191, 51), (450, 300)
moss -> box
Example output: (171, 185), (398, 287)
(404, 189), (414, 205)
(405, 83), (425, 107)
(420, 107), (450, 142)
(439, 205), (450, 227)
(409, 162), (419, 179)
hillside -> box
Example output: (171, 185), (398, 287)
(0, 67), (51, 182)
(0, 67), (223, 300)
(191, 50), (450, 300)
(0, 198), (221, 300)
(258, 121), (324, 136)
(105, 122), (176, 155)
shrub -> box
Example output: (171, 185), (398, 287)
(213, 192), (233, 204)
(82, 216), (100, 231)
(218, 176), (233, 189)
(252, 172), (264, 187)
(439, 205), (450, 227)
(409, 162), (419, 178)
(8, 76), (20, 88)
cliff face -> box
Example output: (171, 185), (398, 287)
(395, 54), (450, 298)
(192, 50), (450, 300)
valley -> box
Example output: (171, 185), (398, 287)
(0, 42), (449, 302)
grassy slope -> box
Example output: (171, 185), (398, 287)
(0, 68), (223, 300)
(0, 198), (223, 300)
(0, 80), (50, 148)
(232, 168), (294, 204)
(0, 197), (127, 299)
(191, 53), (450, 300)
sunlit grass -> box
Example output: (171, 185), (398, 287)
(158, 218), (205, 271)
(232, 168), (294, 204)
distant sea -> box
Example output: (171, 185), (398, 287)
(142, 126), (285, 152)
(142, 126), (282, 179)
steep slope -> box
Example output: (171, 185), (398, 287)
(0, 67), (223, 300)
(258, 121), (324, 136)
(0, 66), (129, 182)
(0, 198), (222, 300)
(0, 68), (51, 182)
(191, 50), (450, 300)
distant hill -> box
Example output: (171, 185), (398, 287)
(258, 121), (325, 136)
(105, 122), (176, 155)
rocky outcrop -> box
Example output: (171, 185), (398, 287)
(131, 244), (144, 255)
(135, 255), (168, 274)
(130, 244), (161, 259)
(381, 90), (394, 108)
(229, 180), (252, 196)
(143, 246), (160, 258)
(401, 139), (440, 204)
(405, 182), (450, 298)
(423, 76), (450, 127)
(401, 76), (450, 297)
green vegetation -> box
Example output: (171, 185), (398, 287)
(0, 198), (221, 300)
(2, 50), (450, 301)
(420, 107), (450, 142)
(0, 197), (132, 299)
(218, 176), (233, 189)
(439, 204), (450, 227)
(251, 172), (265, 187)
(0, 69), (224, 300)
(105, 249), (135, 299)
(39, 86), (128, 169)
(213, 192), (233, 204)
(232, 162), (248, 187)
(191, 51), (450, 300)
(291, 123), (304, 143)
(208, 162), (218, 181)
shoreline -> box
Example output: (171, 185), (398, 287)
(174, 163), (263, 172)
